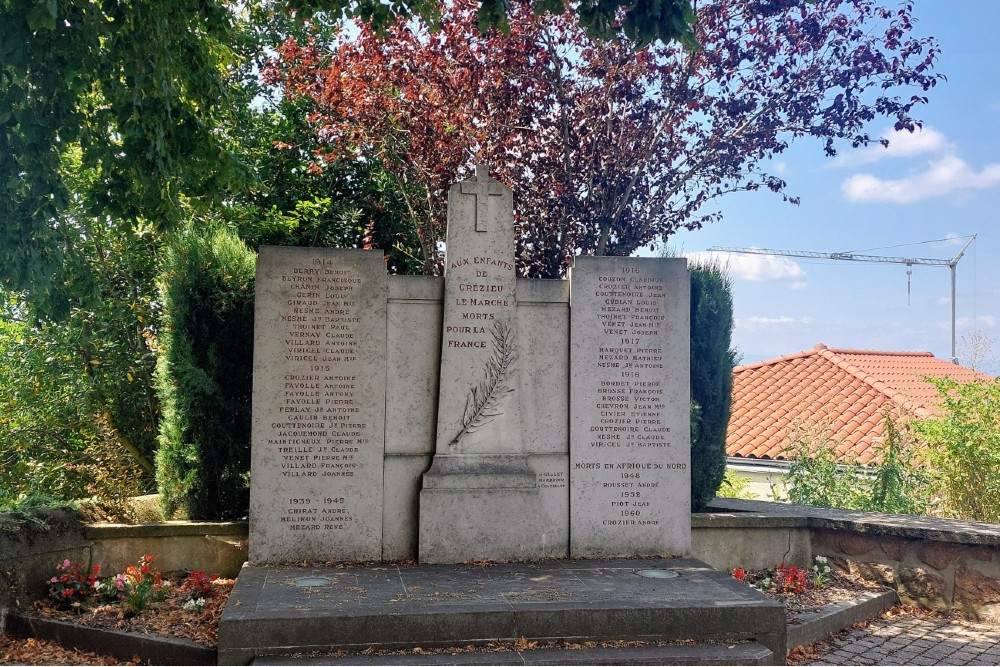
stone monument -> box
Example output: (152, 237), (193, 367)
(247, 166), (690, 565)
(418, 164), (545, 563)
(248, 248), (387, 563)
(569, 255), (690, 557)
(220, 169), (789, 667)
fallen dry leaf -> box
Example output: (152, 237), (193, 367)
(0, 635), (141, 666)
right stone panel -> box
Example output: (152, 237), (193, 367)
(569, 256), (691, 558)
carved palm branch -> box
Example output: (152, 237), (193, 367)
(450, 319), (517, 448)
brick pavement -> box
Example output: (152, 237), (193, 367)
(801, 613), (1000, 666)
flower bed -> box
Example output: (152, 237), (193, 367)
(732, 556), (890, 621)
(27, 555), (233, 648)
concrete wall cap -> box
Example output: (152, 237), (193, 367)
(83, 521), (248, 539)
(706, 498), (1000, 548)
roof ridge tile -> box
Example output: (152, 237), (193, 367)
(828, 347), (934, 357)
(733, 343), (828, 373)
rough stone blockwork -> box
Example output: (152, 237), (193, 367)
(709, 498), (1000, 622)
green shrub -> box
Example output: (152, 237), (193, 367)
(780, 412), (932, 515)
(689, 260), (737, 511)
(780, 422), (871, 510)
(717, 469), (757, 500)
(155, 225), (256, 520)
(913, 378), (1000, 522)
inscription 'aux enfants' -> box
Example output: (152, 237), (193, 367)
(449, 257), (515, 328)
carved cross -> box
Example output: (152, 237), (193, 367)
(461, 163), (505, 232)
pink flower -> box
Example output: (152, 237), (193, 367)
(61, 559), (71, 569)
(50, 577), (58, 584)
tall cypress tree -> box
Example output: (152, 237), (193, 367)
(155, 225), (256, 520)
(689, 261), (737, 511)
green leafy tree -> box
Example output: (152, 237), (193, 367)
(1, 0), (693, 311)
(155, 225), (257, 520)
(717, 469), (756, 500)
(224, 90), (421, 273)
(0, 145), (160, 507)
(689, 259), (737, 511)
(0, 0), (242, 313)
(913, 378), (1000, 522)
(281, 0), (696, 50)
(0, 301), (148, 513)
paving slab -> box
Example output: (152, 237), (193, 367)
(218, 558), (785, 665)
(796, 611), (1000, 666)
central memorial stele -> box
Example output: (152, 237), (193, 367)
(418, 164), (545, 563)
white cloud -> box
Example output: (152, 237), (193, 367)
(834, 126), (950, 167)
(790, 281), (809, 291)
(737, 315), (815, 330)
(936, 315), (998, 333)
(955, 315), (998, 330)
(842, 155), (1000, 203)
(685, 251), (806, 283)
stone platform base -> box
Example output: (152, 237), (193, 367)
(218, 558), (785, 665)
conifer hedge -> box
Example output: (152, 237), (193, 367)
(689, 261), (737, 511)
(155, 226), (256, 520)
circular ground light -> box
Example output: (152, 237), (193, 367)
(635, 569), (679, 579)
(294, 576), (332, 587)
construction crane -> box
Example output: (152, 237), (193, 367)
(707, 235), (977, 364)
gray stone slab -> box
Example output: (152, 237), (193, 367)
(385, 276), (443, 456)
(431, 165), (523, 457)
(516, 279), (570, 457)
(8, 614), (215, 665)
(569, 256), (690, 559)
(218, 558), (786, 665)
(250, 247), (387, 564)
(527, 454), (569, 559)
(382, 454), (431, 561)
(786, 589), (899, 652)
(419, 484), (546, 563)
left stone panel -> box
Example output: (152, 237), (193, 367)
(249, 247), (387, 564)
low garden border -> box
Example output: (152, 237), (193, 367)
(4, 499), (999, 634)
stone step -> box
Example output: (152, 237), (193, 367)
(253, 641), (775, 665)
(219, 558), (785, 666)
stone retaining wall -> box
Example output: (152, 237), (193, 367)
(812, 528), (1000, 621)
(709, 499), (1000, 623)
(4, 500), (999, 631)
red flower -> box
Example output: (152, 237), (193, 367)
(732, 568), (746, 581)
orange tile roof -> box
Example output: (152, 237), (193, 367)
(726, 343), (991, 465)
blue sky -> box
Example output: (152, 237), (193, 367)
(666, 2), (1000, 374)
